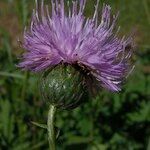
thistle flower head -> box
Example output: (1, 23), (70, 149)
(19, 0), (133, 92)
(39, 64), (88, 109)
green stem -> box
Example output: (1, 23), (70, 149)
(47, 105), (56, 150)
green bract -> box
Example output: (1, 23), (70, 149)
(39, 64), (88, 109)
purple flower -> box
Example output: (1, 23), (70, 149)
(19, 0), (133, 92)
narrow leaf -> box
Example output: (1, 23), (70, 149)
(31, 121), (47, 129)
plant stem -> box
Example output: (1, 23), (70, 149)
(47, 105), (56, 150)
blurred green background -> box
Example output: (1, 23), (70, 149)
(0, 0), (150, 149)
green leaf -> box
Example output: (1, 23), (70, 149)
(66, 135), (93, 145)
(31, 121), (47, 129)
(89, 143), (107, 150)
(0, 72), (25, 79)
(0, 100), (14, 142)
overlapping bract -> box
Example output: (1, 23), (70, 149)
(19, 0), (133, 92)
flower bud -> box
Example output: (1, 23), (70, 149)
(39, 64), (88, 109)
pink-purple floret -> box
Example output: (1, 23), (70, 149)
(18, 0), (133, 92)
